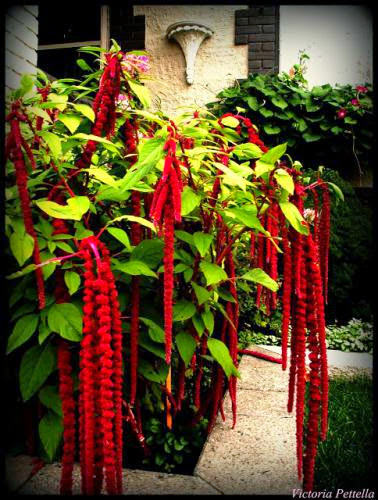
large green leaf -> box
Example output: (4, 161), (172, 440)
(7, 314), (39, 354)
(57, 113), (81, 134)
(121, 136), (166, 191)
(140, 317), (165, 343)
(107, 227), (131, 250)
(232, 142), (263, 160)
(64, 271), (81, 295)
(39, 131), (62, 157)
(279, 201), (309, 235)
(47, 303), (83, 341)
(201, 309), (214, 335)
(128, 80), (151, 108)
(72, 103), (95, 122)
(199, 261), (227, 286)
(84, 167), (118, 187)
(241, 268), (278, 292)
(226, 207), (264, 232)
(176, 332), (197, 366)
(36, 196), (90, 221)
(38, 411), (63, 461)
(138, 330), (166, 359)
(138, 359), (168, 383)
(10, 231), (34, 267)
(116, 259), (157, 278)
(173, 301), (196, 322)
(259, 143), (287, 164)
(193, 232), (213, 257)
(274, 168), (294, 194)
(207, 338), (239, 378)
(192, 282), (211, 306)
(39, 385), (63, 416)
(181, 186), (201, 216)
(131, 239), (164, 268)
(107, 215), (156, 234)
(19, 343), (56, 401)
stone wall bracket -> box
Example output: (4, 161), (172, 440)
(166, 22), (213, 85)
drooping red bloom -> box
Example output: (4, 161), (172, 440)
(149, 126), (182, 364)
(6, 103), (45, 309)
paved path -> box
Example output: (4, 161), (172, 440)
(259, 345), (373, 370)
(6, 345), (301, 495)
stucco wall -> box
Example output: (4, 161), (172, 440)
(133, 5), (248, 116)
(5, 5), (39, 93)
(279, 5), (373, 87)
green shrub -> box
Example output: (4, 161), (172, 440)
(208, 54), (373, 177)
(325, 318), (373, 353)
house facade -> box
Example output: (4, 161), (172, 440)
(5, 4), (373, 186)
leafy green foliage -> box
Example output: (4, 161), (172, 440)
(209, 56), (373, 175)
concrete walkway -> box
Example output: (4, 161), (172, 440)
(259, 345), (373, 370)
(7, 346), (301, 495)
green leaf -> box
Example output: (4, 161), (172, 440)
(259, 107), (274, 118)
(254, 160), (275, 177)
(207, 338), (239, 378)
(72, 103), (95, 122)
(311, 85), (331, 98)
(6, 263), (37, 280)
(271, 96), (288, 109)
(39, 411), (63, 461)
(279, 201), (309, 235)
(138, 359), (168, 384)
(192, 313), (205, 337)
(20, 74), (34, 94)
(47, 303), (83, 341)
(245, 95), (259, 111)
(192, 282), (211, 306)
(10, 231), (34, 267)
(7, 314), (39, 354)
(302, 132), (322, 143)
(116, 259), (157, 278)
(39, 385), (63, 416)
(259, 143), (287, 164)
(140, 317), (165, 343)
(107, 227), (131, 250)
(327, 182), (344, 202)
(226, 207), (264, 232)
(19, 343), (56, 401)
(57, 113), (81, 134)
(274, 168), (294, 194)
(36, 196), (90, 221)
(193, 232), (213, 257)
(85, 167), (118, 187)
(70, 133), (118, 147)
(201, 309), (214, 335)
(220, 116), (239, 128)
(38, 323), (52, 344)
(175, 230), (194, 246)
(131, 239), (164, 268)
(64, 271), (81, 295)
(263, 124), (281, 135)
(181, 186), (201, 216)
(39, 131), (62, 157)
(108, 215), (157, 233)
(139, 330), (166, 359)
(128, 80), (151, 108)
(176, 332), (197, 366)
(121, 136), (166, 189)
(241, 268), (278, 292)
(199, 261), (228, 286)
(232, 142), (263, 160)
(173, 301), (196, 322)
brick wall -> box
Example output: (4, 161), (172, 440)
(235, 6), (279, 74)
(5, 6), (39, 92)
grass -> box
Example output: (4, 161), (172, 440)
(312, 374), (374, 491)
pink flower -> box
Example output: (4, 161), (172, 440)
(121, 54), (150, 75)
(350, 98), (360, 106)
(337, 108), (347, 119)
(355, 85), (368, 93)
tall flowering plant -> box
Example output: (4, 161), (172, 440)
(5, 42), (339, 493)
